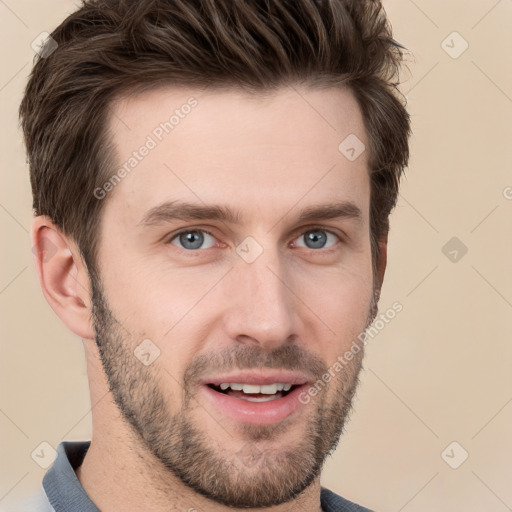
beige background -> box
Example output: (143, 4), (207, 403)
(1, 1), (511, 511)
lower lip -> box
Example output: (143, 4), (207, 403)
(200, 385), (308, 425)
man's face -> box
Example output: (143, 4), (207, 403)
(91, 86), (376, 508)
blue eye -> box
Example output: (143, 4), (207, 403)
(168, 227), (340, 253)
(295, 229), (339, 250)
(170, 230), (216, 250)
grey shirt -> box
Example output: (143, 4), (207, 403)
(17, 441), (374, 512)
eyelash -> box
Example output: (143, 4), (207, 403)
(166, 225), (344, 254)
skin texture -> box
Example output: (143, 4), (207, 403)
(31, 85), (386, 512)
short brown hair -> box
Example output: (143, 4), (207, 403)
(20, 0), (411, 280)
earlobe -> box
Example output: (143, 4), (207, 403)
(31, 216), (95, 340)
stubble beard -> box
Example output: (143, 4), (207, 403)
(90, 275), (374, 508)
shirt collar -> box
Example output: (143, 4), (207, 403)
(43, 441), (100, 511)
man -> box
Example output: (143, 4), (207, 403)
(19, 0), (411, 510)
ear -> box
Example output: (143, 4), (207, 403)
(31, 216), (95, 340)
(374, 235), (388, 298)
(368, 236), (388, 323)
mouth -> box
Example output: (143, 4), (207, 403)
(206, 382), (300, 402)
(199, 372), (311, 425)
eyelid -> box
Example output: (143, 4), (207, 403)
(289, 224), (345, 248)
(166, 227), (220, 247)
(290, 222), (346, 238)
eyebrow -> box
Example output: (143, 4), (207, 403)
(138, 200), (363, 227)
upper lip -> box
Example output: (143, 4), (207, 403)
(202, 370), (311, 387)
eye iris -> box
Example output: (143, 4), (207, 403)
(180, 231), (204, 250)
(176, 230), (329, 250)
(305, 230), (326, 249)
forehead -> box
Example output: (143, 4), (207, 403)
(103, 85), (370, 226)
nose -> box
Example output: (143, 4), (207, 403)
(222, 247), (299, 351)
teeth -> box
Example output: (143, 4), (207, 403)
(242, 384), (261, 394)
(241, 394), (281, 402)
(260, 384), (278, 394)
(217, 382), (294, 394)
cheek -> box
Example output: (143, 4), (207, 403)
(99, 245), (219, 334)
(294, 261), (374, 345)
(289, 226), (374, 307)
